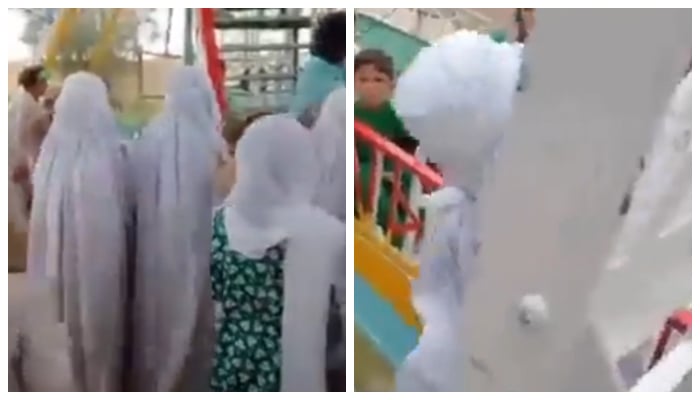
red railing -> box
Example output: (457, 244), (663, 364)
(354, 120), (442, 249)
(198, 8), (229, 115)
(648, 308), (692, 370)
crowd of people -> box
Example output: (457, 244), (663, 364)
(8, 10), (347, 392)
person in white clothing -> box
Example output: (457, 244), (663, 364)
(127, 66), (224, 391)
(392, 31), (522, 391)
(27, 71), (128, 391)
(210, 115), (345, 391)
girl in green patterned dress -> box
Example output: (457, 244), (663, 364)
(210, 115), (345, 392)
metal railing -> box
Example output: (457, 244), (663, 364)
(197, 8), (229, 115)
(354, 120), (442, 256)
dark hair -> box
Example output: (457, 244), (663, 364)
(311, 11), (346, 65)
(354, 49), (395, 80)
(18, 65), (45, 90)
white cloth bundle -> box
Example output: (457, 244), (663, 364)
(128, 66), (223, 391)
(223, 115), (345, 391)
(27, 71), (128, 391)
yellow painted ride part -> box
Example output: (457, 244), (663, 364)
(354, 216), (422, 329)
(44, 8), (82, 71)
(88, 9), (123, 76)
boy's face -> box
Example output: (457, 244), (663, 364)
(355, 64), (394, 108)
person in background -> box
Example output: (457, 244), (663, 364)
(354, 49), (417, 237)
(309, 88), (347, 391)
(354, 49), (414, 152)
(392, 31), (521, 391)
(289, 10), (346, 116)
(42, 85), (61, 116)
(9, 65), (48, 233)
(210, 115), (345, 391)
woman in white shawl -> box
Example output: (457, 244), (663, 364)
(27, 71), (128, 391)
(391, 31), (521, 391)
(127, 66), (223, 391)
(210, 115), (345, 391)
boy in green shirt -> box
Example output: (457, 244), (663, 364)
(354, 49), (417, 240)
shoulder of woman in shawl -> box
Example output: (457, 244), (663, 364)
(291, 207), (345, 252)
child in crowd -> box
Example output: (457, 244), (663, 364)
(211, 115), (345, 392)
(354, 49), (417, 237)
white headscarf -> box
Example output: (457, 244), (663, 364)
(128, 66), (221, 391)
(311, 87), (346, 221)
(27, 71), (127, 391)
(395, 30), (521, 194)
(223, 115), (345, 391)
(393, 31), (521, 391)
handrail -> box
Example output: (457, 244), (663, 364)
(198, 8), (229, 115)
(355, 120), (442, 253)
(648, 307), (691, 369)
(355, 120), (442, 190)
(633, 339), (691, 392)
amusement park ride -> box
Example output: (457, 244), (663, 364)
(354, 8), (691, 392)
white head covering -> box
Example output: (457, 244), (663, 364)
(395, 30), (521, 195)
(166, 65), (222, 128)
(128, 65), (220, 391)
(393, 31), (521, 391)
(311, 87), (346, 221)
(223, 115), (321, 257)
(222, 115), (345, 391)
(27, 71), (127, 391)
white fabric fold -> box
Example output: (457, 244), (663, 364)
(311, 87), (346, 222)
